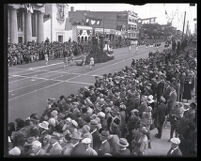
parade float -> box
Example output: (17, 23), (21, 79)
(85, 34), (114, 64)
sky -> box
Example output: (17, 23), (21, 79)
(68, 3), (197, 33)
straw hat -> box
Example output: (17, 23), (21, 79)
(170, 138), (181, 145)
(82, 138), (92, 144)
(118, 138), (129, 147)
(38, 121), (49, 130)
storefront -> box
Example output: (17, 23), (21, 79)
(72, 25), (93, 42)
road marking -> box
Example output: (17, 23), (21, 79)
(9, 81), (64, 101)
(9, 79), (48, 93)
(29, 62), (64, 70)
(9, 69), (61, 83)
(47, 70), (102, 77)
(9, 74), (65, 83)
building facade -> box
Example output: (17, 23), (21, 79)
(7, 4), (45, 43)
(138, 17), (157, 24)
(43, 3), (72, 42)
(68, 8), (139, 44)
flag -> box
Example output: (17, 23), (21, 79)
(85, 17), (102, 26)
(24, 4), (33, 13)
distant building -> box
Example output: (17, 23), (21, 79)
(68, 8), (139, 44)
(44, 3), (72, 42)
(138, 17), (157, 24)
(7, 4), (45, 43)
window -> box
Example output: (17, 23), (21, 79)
(58, 35), (63, 42)
(81, 36), (84, 42)
(17, 10), (23, 32)
(78, 36), (80, 42)
(85, 36), (87, 41)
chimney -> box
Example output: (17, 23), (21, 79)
(71, 6), (74, 12)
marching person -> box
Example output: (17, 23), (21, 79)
(89, 57), (95, 70)
(63, 47), (68, 69)
(82, 52), (87, 66)
(44, 52), (48, 65)
(128, 44), (132, 53)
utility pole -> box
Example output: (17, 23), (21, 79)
(181, 11), (186, 41)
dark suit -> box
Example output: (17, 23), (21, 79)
(91, 130), (101, 152)
(108, 135), (119, 155)
(167, 147), (182, 156)
(116, 148), (131, 156)
(98, 141), (111, 156)
(155, 102), (166, 138)
(157, 81), (164, 100)
(71, 142), (86, 156)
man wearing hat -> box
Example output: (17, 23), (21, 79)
(38, 121), (49, 136)
(46, 134), (62, 155)
(155, 96), (167, 138)
(81, 138), (98, 156)
(107, 134), (119, 156)
(97, 130), (111, 156)
(116, 138), (130, 156)
(62, 132), (74, 156)
(90, 120), (101, 152)
(167, 137), (182, 156)
(30, 140), (46, 156)
(70, 131), (86, 156)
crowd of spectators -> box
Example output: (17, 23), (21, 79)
(8, 38), (197, 157)
(8, 40), (91, 67)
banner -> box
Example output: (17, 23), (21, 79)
(85, 17), (102, 26)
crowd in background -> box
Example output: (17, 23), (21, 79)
(8, 37), (197, 157)
(8, 40), (91, 67)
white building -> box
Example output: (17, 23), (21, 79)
(44, 3), (72, 42)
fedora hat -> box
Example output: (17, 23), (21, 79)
(38, 121), (49, 130)
(100, 130), (110, 139)
(118, 138), (129, 147)
(90, 120), (99, 127)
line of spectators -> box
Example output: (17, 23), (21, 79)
(8, 40), (91, 67)
(8, 38), (197, 157)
